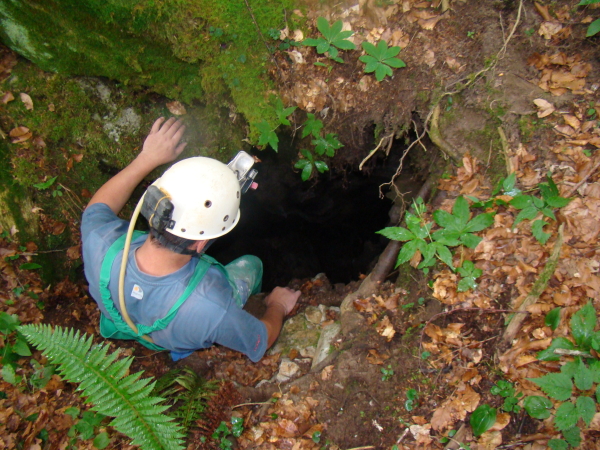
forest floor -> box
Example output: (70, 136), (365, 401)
(2, 1), (600, 450)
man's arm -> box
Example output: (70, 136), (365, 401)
(260, 287), (301, 348)
(87, 117), (187, 214)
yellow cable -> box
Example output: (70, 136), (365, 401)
(118, 193), (154, 344)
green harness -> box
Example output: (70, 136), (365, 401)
(98, 232), (223, 351)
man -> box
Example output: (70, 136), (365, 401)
(81, 117), (300, 362)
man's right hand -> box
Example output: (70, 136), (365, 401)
(265, 287), (301, 316)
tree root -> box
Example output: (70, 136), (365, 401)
(428, 104), (462, 164)
(501, 224), (564, 345)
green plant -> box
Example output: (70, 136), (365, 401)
(470, 404), (497, 437)
(377, 196), (494, 281)
(523, 302), (600, 449)
(405, 388), (418, 411)
(302, 113), (324, 139)
(65, 407), (110, 450)
(578, 0), (600, 36)
(508, 172), (571, 244)
(359, 40), (406, 81)
(467, 31), (475, 38)
(457, 260), (483, 292)
(152, 367), (219, 429)
(294, 149), (329, 181)
(211, 417), (244, 450)
(303, 17), (356, 63)
(312, 133), (343, 157)
(18, 324), (185, 450)
(491, 380), (523, 413)
(0, 313), (32, 384)
(381, 364), (394, 381)
(254, 97), (297, 152)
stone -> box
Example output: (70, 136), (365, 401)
(311, 322), (341, 370)
(276, 359), (300, 383)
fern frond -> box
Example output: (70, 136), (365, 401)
(154, 367), (218, 429)
(19, 324), (185, 450)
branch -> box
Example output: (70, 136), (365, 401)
(501, 224), (564, 344)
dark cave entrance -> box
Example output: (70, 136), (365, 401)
(208, 135), (428, 291)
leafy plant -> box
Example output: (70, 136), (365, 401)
(523, 302), (600, 449)
(509, 172), (571, 243)
(0, 312), (32, 384)
(19, 324), (186, 450)
(294, 149), (329, 181)
(359, 40), (406, 81)
(153, 367), (219, 429)
(33, 176), (57, 190)
(377, 196), (493, 282)
(301, 113), (324, 139)
(211, 417), (244, 450)
(381, 364), (394, 381)
(65, 408), (110, 450)
(303, 17), (356, 63)
(405, 388), (418, 411)
(457, 260), (483, 293)
(578, 0), (600, 36)
(470, 404), (497, 437)
(253, 97), (297, 152)
(312, 133), (343, 157)
(491, 380), (523, 413)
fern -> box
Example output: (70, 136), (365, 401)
(18, 324), (186, 450)
(154, 367), (219, 429)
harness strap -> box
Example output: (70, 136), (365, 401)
(98, 232), (216, 349)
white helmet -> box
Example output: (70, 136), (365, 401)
(150, 157), (241, 240)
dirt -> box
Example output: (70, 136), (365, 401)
(3, 1), (600, 449)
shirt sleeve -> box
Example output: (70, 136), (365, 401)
(210, 305), (268, 363)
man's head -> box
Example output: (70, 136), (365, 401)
(141, 157), (241, 255)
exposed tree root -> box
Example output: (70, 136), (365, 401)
(501, 224), (564, 346)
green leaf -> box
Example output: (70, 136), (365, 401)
(316, 40), (330, 54)
(587, 17), (600, 36)
(434, 243), (454, 269)
(562, 426), (582, 447)
(509, 194), (534, 210)
(19, 324), (186, 450)
(333, 38), (356, 50)
(452, 196), (470, 225)
(590, 360), (600, 383)
(523, 396), (553, 419)
(532, 220), (552, 244)
(576, 396), (595, 425)
(545, 307), (561, 330)
(302, 38), (321, 47)
(460, 233), (482, 249)
(377, 227), (415, 242)
(597, 385), (600, 403)
(314, 160), (329, 173)
(464, 213), (494, 233)
(19, 263), (42, 270)
(302, 114), (323, 138)
(361, 41), (377, 55)
(432, 229), (462, 246)
(537, 337), (575, 361)
(2, 365), (21, 385)
(570, 302), (596, 348)
(256, 121), (278, 151)
(579, 0), (600, 5)
(529, 372), (573, 401)
(0, 312), (20, 334)
(386, 57), (406, 68)
(13, 337), (32, 356)
(573, 358), (593, 391)
(548, 439), (568, 450)
(301, 163), (313, 181)
(33, 176), (58, 190)
(457, 276), (478, 292)
(513, 207), (539, 227)
(94, 432), (110, 449)
(433, 209), (460, 230)
(375, 63), (392, 81)
(554, 402), (578, 431)
(470, 404), (496, 437)
(396, 239), (420, 267)
(545, 196), (571, 208)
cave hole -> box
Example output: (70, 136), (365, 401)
(208, 130), (429, 291)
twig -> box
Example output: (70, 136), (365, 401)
(498, 0), (524, 60)
(242, 0), (284, 81)
(498, 126), (512, 174)
(554, 348), (592, 357)
(232, 401), (272, 409)
(564, 157), (600, 197)
(502, 224), (564, 344)
(345, 447), (375, 450)
(359, 133), (394, 171)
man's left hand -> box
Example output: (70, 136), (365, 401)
(138, 117), (188, 168)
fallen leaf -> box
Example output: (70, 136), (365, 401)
(33, 137), (46, 149)
(73, 153), (84, 163)
(1, 91), (14, 104)
(48, 103), (55, 112)
(321, 365), (334, 380)
(52, 221), (67, 235)
(9, 126), (32, 143)
(562, 114), (581, 130)
(366, 349), (390, 365)
(376, 316), (396, 341)
(20, 92), (33, 110)
(66, 246), (81, 260)
(533, 98), (555, 118)
(538, 21), (563, 40)
(166, 101), (186, 115)
(534, 2), (551, 21)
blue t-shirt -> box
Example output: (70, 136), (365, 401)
(81, 203), (268, 362)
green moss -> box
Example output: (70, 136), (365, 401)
(0, 0), (301, 141)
